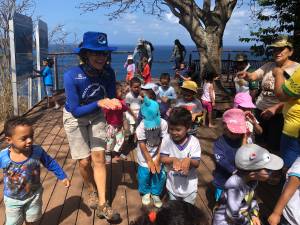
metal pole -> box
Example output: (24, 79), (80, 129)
(28, 77), (32, 109)
(35, 23), (42, 101)
(53, 56), (58, 91)
(9, 19), (19, 116)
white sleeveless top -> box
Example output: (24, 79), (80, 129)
(201, 82), (215, 102)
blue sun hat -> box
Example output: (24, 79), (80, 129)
(74, 32), (117, 54)
(141, 96), (161, 129)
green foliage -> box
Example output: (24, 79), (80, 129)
(240, 0), (300, 60)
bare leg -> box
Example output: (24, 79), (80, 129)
(208, 111), (214, 127)
(202, 110), (207, 126)
(91, 151), (107, 206)
(78, 157), (97, 192)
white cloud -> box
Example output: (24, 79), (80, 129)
(165, 12), (179, 24)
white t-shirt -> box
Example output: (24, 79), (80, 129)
(160, 134), (201, 197)
(255, 62), (300, 111)
(125, 91), (143, 124)
(175, 98), (203, 113)
(136, 119), (168, 167)
(283, 157), (300, 225)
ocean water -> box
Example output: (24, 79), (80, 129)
(52, 45), (255, 84)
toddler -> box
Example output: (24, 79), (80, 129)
(160, 107), (201, 205)
(201, 72), (216, 127)
(136, 96), (168, 208)
(124, 54), (136, 83)
(0, 117), (70, 225)
(213, 108), (246, 201)
(213, 144), (283, 225)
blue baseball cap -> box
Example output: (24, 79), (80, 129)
(74, 32), (117, 54)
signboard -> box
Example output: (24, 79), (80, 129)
(36, 20), (48, 101)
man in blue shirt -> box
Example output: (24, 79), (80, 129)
(63, 31), (121, 222)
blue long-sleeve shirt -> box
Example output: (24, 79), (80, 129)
(64, 65), (116, 118)
(41, 66), (54, 86)
(213, 135), (242, 189)
(0, 145), (67, 200)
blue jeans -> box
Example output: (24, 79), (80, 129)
(280, 133), (300, 168)
(137, 165), (166, 196)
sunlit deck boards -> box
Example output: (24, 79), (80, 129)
(0, 94), (280, 224)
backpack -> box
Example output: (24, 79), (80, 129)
(144, 40), (154, 52)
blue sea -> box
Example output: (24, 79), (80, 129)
(52, 45), (256, 83)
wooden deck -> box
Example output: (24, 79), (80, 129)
(0, 94), (280, 225)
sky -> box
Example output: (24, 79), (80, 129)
(34, 0), (257, 47)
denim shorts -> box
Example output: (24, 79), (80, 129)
(4, 188), (43, 225)
(45, 85), (53, 97)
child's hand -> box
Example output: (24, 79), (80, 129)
(147, 160), (156, 174)
(172, 158), (181, 171)
(245, 111), (256, 124)
(154, 158), (161, 174)
(62, 178), (70, 188)
(251, 216), (261, 225)
(161, 96), (169, 103)
(181, 158), (191, 175)
(268, 213), (281, 225)
(212, 101), (215, 107)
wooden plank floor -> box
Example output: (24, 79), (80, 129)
(0, 94), (281, 225)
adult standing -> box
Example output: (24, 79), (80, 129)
(133, 39), (154, 70)
(170, 39), (186, 70)
(239, 37), (300, 152)
(63, 32), (121, 221)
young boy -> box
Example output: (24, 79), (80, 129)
(268, 156), (300, 225)
(0, 117), (70, 225)
(136, 96), (168, 208)
(125, 77), (143, 135)
(160, 107), (201, 205)
(213, 108), (247, 201)
(213, 144), (283, 225)
(175, 81), (203, 128)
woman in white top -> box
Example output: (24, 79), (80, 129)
(201, 72), (216, 127)
(238, 37), (300, 152)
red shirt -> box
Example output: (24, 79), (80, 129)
(103, 99), (128, 127)
(142, 64), (151, 84)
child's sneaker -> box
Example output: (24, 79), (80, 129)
(96, 201), (120, 221)
(88, 190), (98, 209)
(141, 193), (151, 206)
(151, 195), (162, 208)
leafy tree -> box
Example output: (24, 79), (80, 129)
(78, 0), (238, 76)
(240, 0), (300, 61)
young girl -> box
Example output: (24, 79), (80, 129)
(213, 144), (283, 225)
(103, 83), (129, 162)
(124, 55), (136, 83)
(201, 73), (215, 127)
(141, 57), (151, 84)
(136, 96), (168, 208)
(233, 92), (263, 144)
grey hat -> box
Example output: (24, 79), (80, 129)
(235, 144), (283, 171)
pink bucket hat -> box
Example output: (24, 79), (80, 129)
(223, 108), (246, 134)
(234, 92), (256, 109)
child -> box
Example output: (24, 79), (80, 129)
(125, 77), (143, 136)
(213, 108), (246, 202)
(234, 92), (263, 144)
(158, 73), (177, 114)
(103, 83), (129, 162)
(130, 200), (206, 225)
(175, 63), (189, 86)
(136, 96), (168, 208)
(160, 107), (201, 205)
(0, 116), (70, 225)
(175, 81), (203, 133)
(201, 72), (216, 128)
(33, 58), (60, 109)
(141, 57), (151, 84)
(124, 54), (136, 83)
(213, 144), (283, 225)
(268, 156), (300, 225)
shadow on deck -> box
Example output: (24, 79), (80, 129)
(0, 93), (281, 225)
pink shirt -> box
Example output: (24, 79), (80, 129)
(103, 99), (128, 127)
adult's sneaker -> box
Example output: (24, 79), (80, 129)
(151, 195), (162, 208)
(142, 193), (151, 206)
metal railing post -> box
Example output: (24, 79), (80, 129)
(53, 56), (58, 91)
(28, 76), (32, 109)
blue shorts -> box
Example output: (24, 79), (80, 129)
(280, 133), (300, 168)
(4, 188), (43, 225)
(45, 86), (53, 97)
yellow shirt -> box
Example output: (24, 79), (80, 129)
(282, 68), (300, 138)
